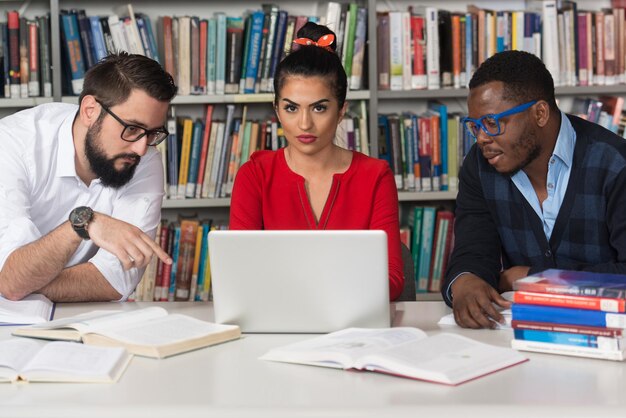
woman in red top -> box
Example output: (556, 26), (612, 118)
(229, 22), (404, 300)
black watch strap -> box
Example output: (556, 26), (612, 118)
(69, 206), (94, 240)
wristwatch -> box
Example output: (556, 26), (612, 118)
(69, 206), (94, 240)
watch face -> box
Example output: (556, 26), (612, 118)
(70, 207), (93, 226)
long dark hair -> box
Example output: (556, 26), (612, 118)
(273, 22), (347, 109)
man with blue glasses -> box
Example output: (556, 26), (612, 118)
(0, 52), (177, 302)
(443, 50), (626, 329)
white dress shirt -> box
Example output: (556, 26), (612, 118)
(0, 103), (165, 300)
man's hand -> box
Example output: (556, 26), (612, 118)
(499, 266), (531, 292)
(86, 212), (172, 270)
(450, 274), (512, 329)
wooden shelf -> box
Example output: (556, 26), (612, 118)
(162, 198), (231, 209)
(163, 191), (456, 209)
(398, 190), (457, 202)
(377, 84), (626, 101)
(415, 293), (443, 301)
(0, 97), (55, 108)
(62, 90), (371, 106)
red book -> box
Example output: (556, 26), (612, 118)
(153, 221), (170, 301)
(410, 14), (426, 90)
(195, 105), (214, 198)
(199, 19), (208, 94)
(514, 291), (626, 313)
(161, 16), (176, 80)
(7, 11), (20, 98)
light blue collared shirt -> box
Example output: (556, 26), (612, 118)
(511, 111), (576, 240)
(446, 111), (576, 300)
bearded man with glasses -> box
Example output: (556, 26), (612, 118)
(0, 52), (177, 302)
(443, 50), (626, 329)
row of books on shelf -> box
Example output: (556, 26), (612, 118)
(0, 11), (52, 98)
(571, 95), (626, 136)
(378, 1), (626, 91)
(510, 269), (626, 361)
(402, 206), (455, 294)
(378, 101), (472, 193)
(161, 102), (368, 200)
(131, 218), (228, 303)
(59, 5), (158, 96)
(59, 2), (367, 97)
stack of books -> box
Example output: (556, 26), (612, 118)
(510, 269), (626, 361)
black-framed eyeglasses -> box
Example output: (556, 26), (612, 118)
(462, 100), (538, 140)
(96, 99), (169, 146)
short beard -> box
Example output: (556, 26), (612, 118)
(84, 119), (140, 188)
(503, 129), (541, 177)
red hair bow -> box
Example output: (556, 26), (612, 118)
(292, 34), (335, 51)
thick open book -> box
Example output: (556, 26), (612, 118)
(260, 328), (528, 385)
(13, 307), (241, 359)
(0, 294), (54, 325)
(0, 338), (131, 383)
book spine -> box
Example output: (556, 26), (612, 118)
(244, 11), (264, 94)
(168, 225), (181, 301)
(260, 5), (278, 93)
(19, 16), (29, 98)
(514, 329), (625, 351)
(377, 12), (390, 90)
(7, 11), (20, 98)
(60, 12), (85, 95)
(215, 13), (227, 95)
(513, 291), (626, 312)
(75, 10), (95, 70)
(88, 16), (108, 62)
(195, 105), (214, 198)
(350, 7), (367, 91)
(185, 120), (204, 198)
(224, 17), (244, 94)
(27, 20), (39, 97)
(511, 320), (623, 338)
(166, 116), (178, 199)
(417, 207), (436, 292)
(268, 10), (288, 93)
(511, 338), (626, 361)
(177, 118), (193, 199)
(207, 18), (217, 94)
(2, 22), (10, 98)
(511, 304), (626, 329)
(198, 19), (208, 95)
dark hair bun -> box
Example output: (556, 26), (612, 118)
(297, 22), (337, 52)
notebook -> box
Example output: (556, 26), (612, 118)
(208, 230), (390, 333)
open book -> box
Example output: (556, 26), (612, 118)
(0, 294), (54, 325)
(0, 338), (131, 383)
(260, 328), (528, 385)
(13, 307), (241, 359)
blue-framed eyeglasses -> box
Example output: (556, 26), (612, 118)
(462, 100), (538, 140)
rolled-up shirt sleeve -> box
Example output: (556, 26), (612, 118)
(0, 128), (43, 269)
(88, 149), (165, 300)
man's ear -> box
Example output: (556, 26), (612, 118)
(534, 100), (550, 128)
(78, 95), (100, 127)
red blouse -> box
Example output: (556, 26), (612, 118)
(229, 148), (404, 300)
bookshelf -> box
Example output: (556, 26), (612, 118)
(0, 0), (622, 301)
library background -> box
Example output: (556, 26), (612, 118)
(1, 0), (623, 302)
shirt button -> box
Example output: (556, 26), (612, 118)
(550, 158), (555, 164)
(545, 250), (552, 257)
(548, 183), (554, 189)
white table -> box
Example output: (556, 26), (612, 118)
(1, 301), (625, 418)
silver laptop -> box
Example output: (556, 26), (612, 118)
(208, 230), (390, 333)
